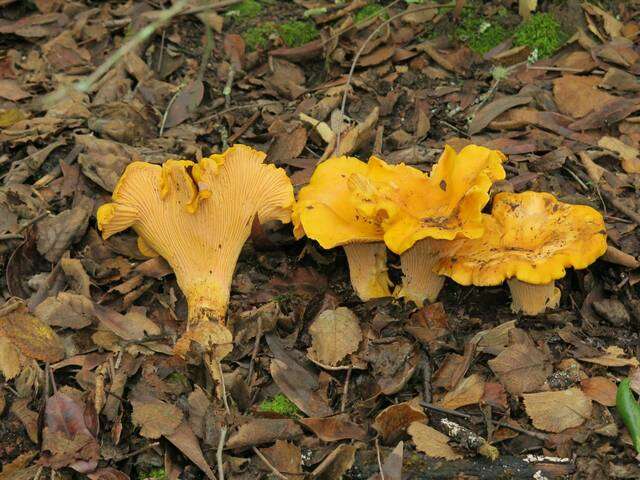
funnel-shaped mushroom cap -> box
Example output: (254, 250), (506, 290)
(97, 145), (294, 324)
(351, 145), (506, 254)
(292, 156), (384, 248)
(435, 191), (608, 286)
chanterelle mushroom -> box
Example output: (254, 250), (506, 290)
(435, 191), (607, 315)
(97, 145), (294, 327)
(292, 156), (391, 301)
(349, 145), (505, 305)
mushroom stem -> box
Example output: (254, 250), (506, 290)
(507, 279), (560, 315)
(397, 239), (445, 305)
(343, 242), (390, 301)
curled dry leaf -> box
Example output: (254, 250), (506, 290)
(307, 307), (363, 367)
(300, 413), (367, 442)
(165, 422), (216, 480)
(469, 95), (532, 135)
(226, 418), (302, 449)
(580, 376), (617, 406)
(36, 197), (93, 263)
(335, 107), (379, 157)
(76, 134), (138, 192)
(131, 399), (183, 439)
(0, 305), (65, 363)
(579, 346), (639, 368)
(408, 422), (462, 460)
(373, 400), (427, 445)
(523, 387), (592, 433)
(261, 440), (302, 477)
(488, 342), (551, 395)
(369, 441), (404, 480)
(598, 136), (640, 173)
(312, 443), (359, 480)
(440, 373), (485, 410)
(34, 292), (94, 329)
(0, 336), (23, 379)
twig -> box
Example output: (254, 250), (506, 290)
(421, 352), (432, 404)
(159, 84), (183, 136)
(182, 0), (243, 15)
(223, 66), (235, 109)
(252, 446), (289, 480)
(217, 358), (231, 416)
(526, 65), (587, 73)
(421, 402), (473, 419)
(375, 438), (385, 480)
(341, 366), (352, 413)
(246, 317), (262, 386)
(228, 111), (260, 144)
(198, 25), (214, 83)
(336, 2), (457, 153)
(217, 426), (227, 480)
(43, 0), (191, 106)
(114, 442), (160, 462)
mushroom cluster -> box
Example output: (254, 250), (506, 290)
(294, 144), (607, 315)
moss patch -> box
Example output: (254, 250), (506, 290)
(513, 13), (568, 59)
(279, 20), (319, 47)
(139, 469), (167, 480)
(243, 22), (278, 50)
(259, 393), (301, 417)
(355, 4), (389, 23)
(455, 8), (510, 54)
(226, 0), (262, 20)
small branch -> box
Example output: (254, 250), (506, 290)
(375, 438), (385, 480)
(217, 426), (227, 480)
(252, 446), (289, 480)
(341, 366), (352, 413)
(43, 0), (191, 106)
(246, 317), (262, 386)
(114, 442), (160, 462)
(223, 66), (235, 109)
(218, 358), (231, 416)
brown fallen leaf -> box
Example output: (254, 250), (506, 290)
(405, 302), (451, 351)
(369, 441), (403, 480)
(0, 452), (39, 480)
(165, 422), (216, 480)
(87, 468), (130, 480)
(582, 3), (623, 38)
(131, 399), (183, 439)
(580, 376), (617, 406)
(271, 39), (324, 62)
(473, 320), (516, 355)
(335, 106), (379, 157)
(373, 400), (427, 445)
(268, 125), (307, 165)
(553, 75), (617, 119)
(226, 418), (302, 449)
(10, 398), (39, 443)
(266, 58), (306, 100)
(600, 67), (640, 92)
(163, 79), (204, 130)
(267, 333), (333, 417)
(42, 31), (91, 73)
(359, 45), (395, 67)
(261, 440), (302, 477)
(36, 197), (93, 263)
(307, 307), (362, 367)
(440, 373), (485, 410)
(60, 257), (92, 298)
(360, 338), (420, 395)
(488, 341), (551, 395)
(408, 422), (462, 460)
(579, 346), (639, 368)
(0, 79), (30, 101)
(42, 391), (99, 472)
(300, 413), (367, 442)
(468, 95), (532, 135)
(0, 336), (23, 379)
(482, 382), (508, 410)
(88, 102), (156, 145)
(34, 292), (94, 329)
(0, 305), (65, 362)
(312, 443), (359, 480)
(569, 97), (640, 131)
(598, 136), (640, 173)
(75, 134), (139, 191)
(523, 388), (592, 433)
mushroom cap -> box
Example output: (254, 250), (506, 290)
(292, 156), (384, 249)
(435, 191), (608, 286)
(97, 144), (294, 320)
(352, 145), (506, 254)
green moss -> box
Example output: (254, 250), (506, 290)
(226, 0), (262, 20)
(278, 21), (319, 47)
(354, 4), (389, 23)
(455, 8), (510, 54)
(259, 393), (301, 417)
(139, 469), (167, 480)
(513, 13), (568, 59)
(243, 23), (277, 50)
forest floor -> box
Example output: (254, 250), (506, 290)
(1, 0), (640, 479)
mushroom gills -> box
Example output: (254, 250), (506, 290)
(343, 242), (391, 300)
(507, 279), (560, 316)
(396, 239), (445, 305)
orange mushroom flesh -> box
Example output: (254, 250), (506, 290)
(347, 145), (506, 305)
(292, 156), (391, 301)
(97, 145), (294, 327)
(435, 191), (607, 315)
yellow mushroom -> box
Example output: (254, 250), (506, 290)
(97, 145), (294, 327)
(292, 156), (391, 301)
(349, 145), (506, 305)
(434, 191), (607, 315)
